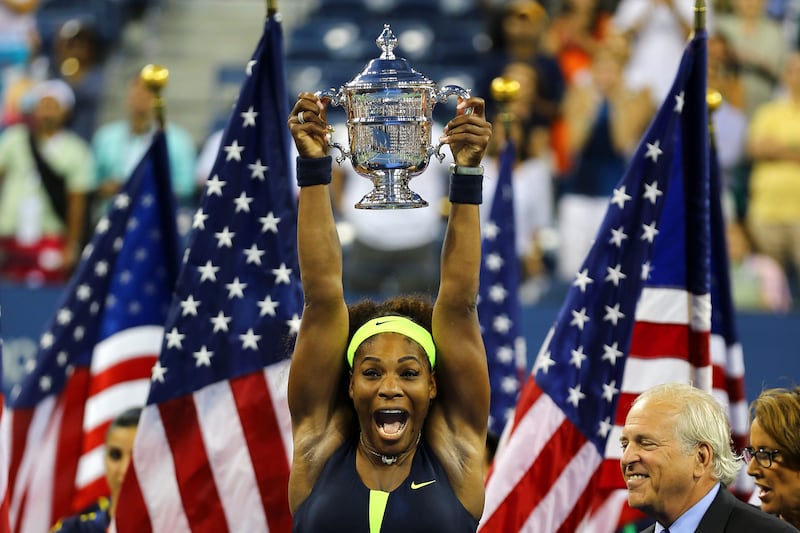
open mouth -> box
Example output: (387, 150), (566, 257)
(756, 484), (773, 501)
(374, 409), (408, 438)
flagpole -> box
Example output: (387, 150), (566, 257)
(267, 0), (277, 15)
(694, 0), (706, 32)
(140, 64), (169, 131)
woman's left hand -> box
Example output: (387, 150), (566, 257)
(440, 97), (492, 167)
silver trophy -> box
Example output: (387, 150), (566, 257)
(317, 25), (470, 209)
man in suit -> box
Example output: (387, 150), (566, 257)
(620, 383), (797, 532)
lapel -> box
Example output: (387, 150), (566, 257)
(696, 485), (734, 533)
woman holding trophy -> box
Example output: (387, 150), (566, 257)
(286, 89), (492, 532)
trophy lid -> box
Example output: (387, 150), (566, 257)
(346, 25), (433, 88)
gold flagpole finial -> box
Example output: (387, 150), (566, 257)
(707, 88), (723, 142)
(694, 0), (707, 33)
(267, 0), (278, 15)
(706, 89), (723, 113)
(140, 64), (169, 130)
(490, 76), (521, 139)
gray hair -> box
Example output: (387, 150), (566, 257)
(634, 383), (741, 485)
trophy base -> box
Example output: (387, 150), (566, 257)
(354, 170), (428, 210)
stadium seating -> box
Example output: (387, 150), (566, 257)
(284, 0), (490, 108)
(36, 0), (153, 52)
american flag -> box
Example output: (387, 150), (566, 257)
(5, 130), (181, 533)
(114, 12), (302, 532)
(479, 28), (738, 532)
(478, 139), (526, 438)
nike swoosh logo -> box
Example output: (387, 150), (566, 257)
(410, 480), (436, 490)
(374, 320), (395, 326)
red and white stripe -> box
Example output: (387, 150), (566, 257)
(7, 326), (160, 533)
(480, 287), (714, 533)
(114, 359), (293, 533)
(0, 396), (10, 532)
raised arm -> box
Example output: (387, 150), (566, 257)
(432, 96), (492, 438)
(287, 93), (350, 440)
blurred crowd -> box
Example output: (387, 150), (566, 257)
(322, 0), (799, 313)
(0, 0), (798, 313)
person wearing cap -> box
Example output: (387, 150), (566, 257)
(287, 92), (491, 532)
(0, 78), (93, 283)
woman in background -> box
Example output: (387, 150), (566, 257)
(746, 387), (800, 529)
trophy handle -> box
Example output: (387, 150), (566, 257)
(315, 88), (350, 164)
(430, 84), (473, 162)
(434, 84), (471, 104)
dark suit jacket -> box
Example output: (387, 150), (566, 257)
(640, 484), (798, 532)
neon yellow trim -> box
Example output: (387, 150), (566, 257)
(98, 496), (110, 511)
(347, 316), (436, 369)
(369, 490), (390, 533)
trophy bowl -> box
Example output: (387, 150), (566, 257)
(317, 24), (470, 209)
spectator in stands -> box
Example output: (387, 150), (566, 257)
(556, 41), (651, 281)
(727, 221), (793, 312)
(708, 31), (746, 111)
(611, 0), (707, 107)
(0, 38), (46, 130)
(51, 406), (142, 532)
(92, 72), (197, 221)
(482, 60), (556, 303)
(745, 52), (800, 299)
(544, 0), (613, 85)
(746, 387), (800, 529)
(620, 382), (796, 533)
(0, 0), (39, 68)
(481, 0), (567, 175)
(51, 18), (106, 141)
(0, 0), (38, 40)
(708, 31), (749, 219)
(0, 79), (93, 284)
(716, 0), (787, 119)
(0, 0), (42, 127)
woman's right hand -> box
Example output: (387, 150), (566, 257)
(288, 92), (329, 159)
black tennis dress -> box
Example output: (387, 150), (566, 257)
(292, 439), (479, 533)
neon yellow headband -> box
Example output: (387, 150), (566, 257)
(346, 316), (436, 369)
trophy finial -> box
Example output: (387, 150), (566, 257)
(377, 24), (398, 60)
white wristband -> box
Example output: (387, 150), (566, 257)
(449, 163), (484, 176)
